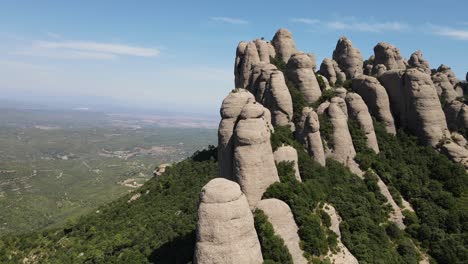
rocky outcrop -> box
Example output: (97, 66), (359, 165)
(373, 42), (406, 73)
(408, 50), (431, 74)
(271, 28), (297, 63)
(262, 70), (294, 128)
(326, 97), (362, 175)
(332, 36), (364, 79)
(254, 39), (270, 63)
(296, 107), (326, 166)
(437, 64), (458, 86)
(274, 145), (301, 181)
(256, 199), (307, 264)
(345, 93), (380, 153)
(234, 42), (260, 89)
(286, 53), (322, 103)
(306, 53), (317, 71)
(352, 75), (396, 134)
(432, 72), (459, 102)
(319, 58), (346, 85)
(335, 87), (347, 99)
(403, 69), (450, 146)
(218, 89), (255, 180)
(248, 62), (277, 102)
(378, 70), (407, 126)
(323, 204), (359, 264)
(439, 138), (468, 170)
(444, 100), (468, 132)
(233, 102), (280, 207)
(194, 178), (263, 264)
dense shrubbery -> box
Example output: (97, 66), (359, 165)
(254, 209), (293, 264)
(351, 121), (468, 264)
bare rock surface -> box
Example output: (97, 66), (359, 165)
(273, 145), (301, 181)
(271, 28), (297, 63)
(437, 64), (458, 86)
(256, 199), (307, 264)
(345, 93), (380, 153)
(352, 75), (396, 134)
(234, 42), (260, 89)
(263, 70), (294, 127)
(432, 72), (459, 103)
(408, 50), (431, 74)
(194, 178), (263, 264)
(332, 36), (364, 79)
(296, 107), (326, 166)
(373, 42), (406, 72)
(319, 58), (346, 85)
(233, 102), (280, 207)
(218, 89), (255, 180)
(287, 53), (322, 103)
(254, 39), (270, 63)
(374, 173), (406, 229)
(326, 97), (362, 176)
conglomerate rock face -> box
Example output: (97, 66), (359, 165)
(218, 89), (255, 180)
(296, 107), (326, 166)
(373, 42), (406, 73)
(233, 102), (280, 207)
(345, 92), (380, 153)
(262, 70), (294, 127)
(319, 58), (346, 85)
(408, 50), (431, 74)
(255, 199), (307, 264)
(332, 36), (364, 79)
(286, 53), (322, 103)
(194, 178), (263, 264)
(352, 75), (396, 134)
(271, 28), (297, 63)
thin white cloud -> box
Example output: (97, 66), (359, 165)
(290, 18), (320, 25)
(211, 17), (249, 25)
(291, 17), (409, 33)
(33, 40), (160, 57)
(431, 25), (468, 40)
(327, 21), (409, 32)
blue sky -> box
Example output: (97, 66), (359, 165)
(0, 0), (467, 115)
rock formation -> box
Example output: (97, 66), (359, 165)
(256, 199), (307, 264)
(234, 42), (260, 89)
(218, 89), (255, 180)
(296, 107), (326, 166)
(286, 53), (322, 103)
(262, 70), (294, 127)
(254, 39), (270, 63)
(378, 70), (407, 126)
(271, 28), (297, 63)
(403, 69), (450, 146)
(437, 64), (458, 86)
(273, 144), (301, 181)
(319, 58), (346, 85)
(373, 42), (406, 73)
(325, 97), (362, 175)
(408, 50), (431, 74)
(233, 102), (280, 207)
(345, 93), (380, 153)
(332, 36), (364, 79)
(352, 75), (396, 134)
(432, 72), (459, 103)
(194, 178), (263, 264)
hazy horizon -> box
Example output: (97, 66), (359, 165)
(1, 0), (467, 115)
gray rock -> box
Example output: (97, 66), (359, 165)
(319, 58), (346, 85)
(306, 53), (317, 71)
(263, 70), (294, 128)
(345, 93), (380, 153)
(271, 28), (297, 63)
(296, 107), (326, 166)
(194, 178), (263, 264)
(233, 102), (280, 207)
(332, 36), (364, 79)
(287, 53), (322, 103)
(326, 97), (362, 175)
(437, 64), (458, 86)
(256, 199), (307, 264)
(373, 42), (406, 73)
(432, 72), (459, 103)
(440, 139), (468, 170)
(218, 89), (255, 180)
(403, 69), (450, 146)
(274, 145), (301, 181)
(254, 39), (270, 63)
(335, 87), (347, 99)
(408, 50), (431, 74)
(352, 75), (396, 134)
(234, 42), (260, 89)
(378, 70), (407, 126)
